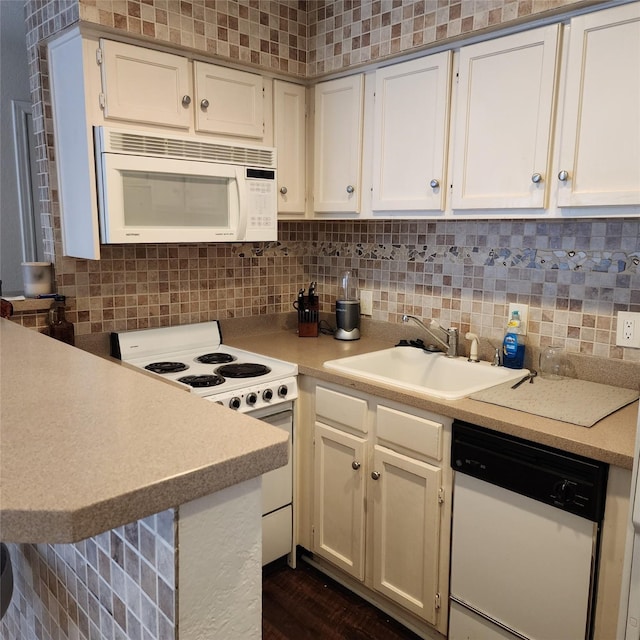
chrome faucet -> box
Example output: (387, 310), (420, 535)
(401, 314), (459, 358)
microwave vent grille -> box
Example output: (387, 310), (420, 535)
(107, 130), (275, 168)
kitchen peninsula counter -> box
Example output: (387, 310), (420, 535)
(225, 322), (638, 470)
(0, 319), (288, 543)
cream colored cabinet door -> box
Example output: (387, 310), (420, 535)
(274, 80), (306, 214)
(313, 75), (364, 213)
(372, 52), (452, 212)
(371, 445), (442, 624)
(313, 422), (367, 581)
(99, 40), (192, 129)
(194, 61), (264, 139)
(450, 25), (560, 210)
(556, 3), (640, 207)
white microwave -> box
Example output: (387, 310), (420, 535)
(94, 127), (277, 244)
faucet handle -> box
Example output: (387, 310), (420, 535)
(492, 347), (501, 366)
(465, 332), (480, 363)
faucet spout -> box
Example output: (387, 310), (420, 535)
(401, 314), (458, 358)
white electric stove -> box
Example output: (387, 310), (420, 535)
(111, 321), (297, 412)
(111, 320), (297, 565)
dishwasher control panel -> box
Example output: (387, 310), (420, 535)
(451, 420), (608, 522)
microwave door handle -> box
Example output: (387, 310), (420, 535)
(235, 167), (247, 240)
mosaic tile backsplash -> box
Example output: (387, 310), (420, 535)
(1, 511), (175, 640)
(13, 219), (640, 362)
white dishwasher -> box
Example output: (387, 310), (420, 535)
(449, 421), (608, 640)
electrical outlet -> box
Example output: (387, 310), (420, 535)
(508, 303), (529, 335)
(616, 311), (640, 348)
(360, 290), (373, 316)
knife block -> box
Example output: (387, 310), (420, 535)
(297, 295), (319, 337)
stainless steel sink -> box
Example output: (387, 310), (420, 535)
(324, 347), (528, 400)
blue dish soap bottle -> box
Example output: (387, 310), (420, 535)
(503, 310), (525, 369)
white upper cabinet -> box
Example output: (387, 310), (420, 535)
(99, 40), (192, 129)
(313, 75), (364, 213)
(450, 25), (560, 210)
(194, 61), (264, 139)
(98, 40), (265, 140)
(372, 52), (452, 212)
(274, 80), (306, 215)
(556, 2), (640, 208)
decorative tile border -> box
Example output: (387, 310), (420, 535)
(240, 237), (640, 275)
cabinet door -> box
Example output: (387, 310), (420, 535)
(451, 25), (560, 210)
(313, 422), (367, 581)
(313, 75), (364, 213)
(371, 445), (442, 624)
(99, 40), (191, 129)
(194, 62), (264, 139)
(274, 80), (306, 214)
(372, 52), (452, 211)
(557, 3), (640, 207)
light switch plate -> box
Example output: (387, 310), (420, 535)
(360, 290), (373, 316)
(508, 303), (529, 335)
(616, 311), (640, 348)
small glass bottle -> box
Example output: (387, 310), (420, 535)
(48, 295), (74, 345)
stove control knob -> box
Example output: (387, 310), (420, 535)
(246, 392), (258, 406)
(229, 397), (242, 410)
(262, 388), (274, 402)
(278, 385), (288, 398)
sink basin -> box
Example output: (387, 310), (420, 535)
(323, 347), (529, 400)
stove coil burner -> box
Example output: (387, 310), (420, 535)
(196, 353), (237, 365)
(145, 362), (189, 374)
(178, 374), (225, 388)
(215, 363), (272, 378)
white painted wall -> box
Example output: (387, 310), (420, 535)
(178, 477), (263, 640)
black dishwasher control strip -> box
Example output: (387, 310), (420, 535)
(451, 420), (608, 523)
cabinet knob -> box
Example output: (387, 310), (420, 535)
(181, 95), (192, 107)
(429, 179), (440, 189)
(371, 470), (380, 480)
(351, 461), (361, 471)
(531, 172), (543, 184)
(558, 170), (569, 182)
(346, 185), (355, 194)
(279, 186), (288, 195)
(200, 98), (210, 110)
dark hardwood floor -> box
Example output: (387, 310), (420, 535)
(262, 557), (423, 640)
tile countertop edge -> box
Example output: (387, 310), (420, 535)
(223, 325), (638, 471)
(0, 319), (289, 544)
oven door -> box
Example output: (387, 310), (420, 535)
(254, 404), (293, 514)
(249, 403), (294, 566)
(96, 152), (244, 244)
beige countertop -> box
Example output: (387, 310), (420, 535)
(0, 319), (289, 544)
(224, 320), (638, 470)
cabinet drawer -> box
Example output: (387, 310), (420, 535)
(376, 406), (442, 460)
(315, 386), (368, 433)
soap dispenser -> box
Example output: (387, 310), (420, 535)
(502, 310), (525, 369)
(48, 295), (75, 345)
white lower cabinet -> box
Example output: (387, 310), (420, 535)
(308, 380), (452, 636)
(371, 445), (442, 623)
(314, 422), (367, 580)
